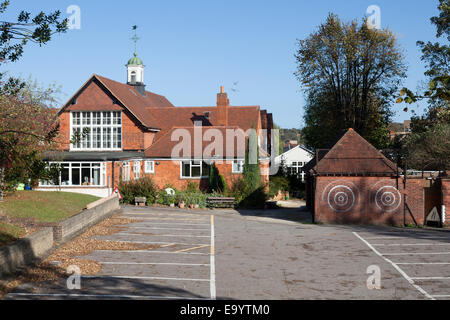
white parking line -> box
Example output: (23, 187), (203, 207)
(6, 293), (208, 300)
(210, 215), (216, 300)
(101, 239), (209, 246)
(411, 277), (450, 280)
(127, 227), (210, 231)
(353, 232), (434, 300)
(127, 222), (211, 226)
(365, 237), (448, 240)
(126, 217), (208, 221)
(123, 212), (205, 217)
(100, 250), (210, 255)
(82, 275), (210, 282)
(395, 262), (450, 265)
(99, 262), (210, 266)
(372, 243), (450, 246)
(381, 252), (450, 256)
(120, 232), (210, 238)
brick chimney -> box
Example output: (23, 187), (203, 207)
(216, 86), (229, 126)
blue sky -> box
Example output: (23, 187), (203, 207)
(2, 0), (441, 129)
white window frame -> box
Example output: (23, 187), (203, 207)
(133, 161), (141, 179)
(180, 160), (209, 179)
(39, 162), (105, 187)
(122, 162), (130, 182)
(232, 160), (244, 173)
(144, 160), (155, 173)
(289, 161), (303, 175)
(70, 111), (122, 151)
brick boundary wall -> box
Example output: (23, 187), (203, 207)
(0, 194), (120, 277)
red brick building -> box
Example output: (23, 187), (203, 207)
(38, 53), (272, 197)
(305, 129), (434, 226)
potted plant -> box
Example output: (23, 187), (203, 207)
(179, 201), (185, 208)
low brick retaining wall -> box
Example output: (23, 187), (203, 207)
(53, 194), (120, 243)
(0, 227), (53, 277)
(0, 194), (119, 277)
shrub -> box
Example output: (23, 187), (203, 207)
(230, 176), (267, 208)
(173, 190), (208, 208)
(156, 189), (176, 205)
(119, 177), (157, 205)
(229, 176), (248, 204)
(269, 176), (289, 198)
(208, 162), (227, 193)
(239, 186), (268, 209)
(184, 181), (199, 193)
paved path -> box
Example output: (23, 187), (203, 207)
(4, 206), (450, 299)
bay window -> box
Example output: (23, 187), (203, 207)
(71, 111), (122, 150)
(39, 162), (105, 186)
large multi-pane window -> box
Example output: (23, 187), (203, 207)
(71, 111), (122, 150)
(181, 161), (209, 178)
(39, 162), (105, 186)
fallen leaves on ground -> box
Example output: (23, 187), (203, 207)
(0, 214), (161, 298)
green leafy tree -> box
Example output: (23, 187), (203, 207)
(295, 13), (407, 150)
(394, 1), (450, 173)
(0, 1), (68, 94)
(397, 0), (449, 131)
(0, 2), (68, 199)
(406, 123), (450, 171)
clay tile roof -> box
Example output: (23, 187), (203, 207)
(309, 129), (398, 175)
(94, 75), (173, 129)
(147, 105), (261, 142)
(145, 126), (268, 159)
(59, 74), (174, 129)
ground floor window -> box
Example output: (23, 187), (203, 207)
(144, 160), (154, 173)
(39, 162), (105, 186)
(232, 160), (244, 173)
(181, 161), (209, 178)
(122, 162), (130, 181)
(133, 161), (141, 179)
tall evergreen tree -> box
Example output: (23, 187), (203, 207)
(243, 126), (261, 192)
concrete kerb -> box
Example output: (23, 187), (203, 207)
(0, 194), (120, 279)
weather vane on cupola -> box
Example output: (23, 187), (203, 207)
(131, 25), (139, 56)
(126, 25), (146, 95)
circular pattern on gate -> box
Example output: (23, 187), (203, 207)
(321, 180), (359, 213)
(374, 185), (401, 212)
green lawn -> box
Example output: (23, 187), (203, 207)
(0, 222), (25, 247)
(0, 191), (100, 223)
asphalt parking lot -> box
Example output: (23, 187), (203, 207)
(4, 205), (450, 300)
